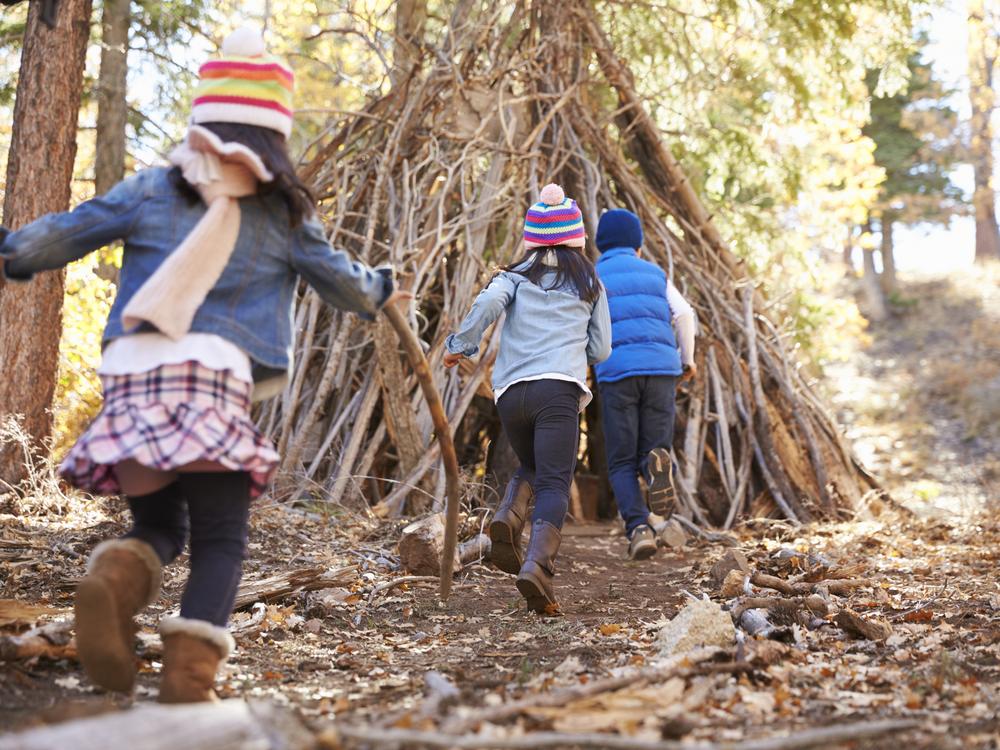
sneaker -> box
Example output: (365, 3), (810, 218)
(627, 525), (657, 560)
(645, 447), (678, 518)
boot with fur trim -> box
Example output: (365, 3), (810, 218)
(158, 617), (235, 703)
(75, 538), (162, 692)
(488, 474), (533, 574)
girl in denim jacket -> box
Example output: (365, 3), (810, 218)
(0, 28), (402, 701)
(444, 184), (611, 614)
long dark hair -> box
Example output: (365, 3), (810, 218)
(169, 121), (316, 227)
(503, 245), (602, 304)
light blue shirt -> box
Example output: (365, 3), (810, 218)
(446, 267), (611, 400)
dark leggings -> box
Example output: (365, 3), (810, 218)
(496, 379), (581, 529)
(123, 472), (250, 627)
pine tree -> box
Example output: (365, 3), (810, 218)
(863, 37), (963, 297)
(0, 0), (94, 483)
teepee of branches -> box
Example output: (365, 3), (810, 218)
(256, 0), (880, 527)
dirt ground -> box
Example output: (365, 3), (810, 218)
(0, 269), (998, 747)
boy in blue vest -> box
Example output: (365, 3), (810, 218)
(595, 209), (697, 560)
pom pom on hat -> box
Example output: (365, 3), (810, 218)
(539, 183), (566, 206)
(222, 26), (267, 57)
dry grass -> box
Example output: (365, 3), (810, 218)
(0, 416), (99, 520)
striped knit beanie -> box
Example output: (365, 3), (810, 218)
(192, 27), (294, 139)
(523, 184), (586, 249)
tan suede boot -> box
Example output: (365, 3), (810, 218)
(515, 520), (562, 614)
(488, 474), (533, 574)
(75, 539), (162, 692)
(158, 617), (235, 703)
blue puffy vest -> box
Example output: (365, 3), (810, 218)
(594, 247), (681, 383)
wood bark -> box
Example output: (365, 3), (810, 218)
(879, 217), (897, 297)
(0, 0), (93, 485)
(861, 248), (888, 323)
(94, 0), (128, 196)
(968, 0), (1000, 263)
(391, 0), (427, 88)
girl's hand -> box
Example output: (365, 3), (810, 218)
(681, 363), (697, 382)
(443, 352), (463, 369)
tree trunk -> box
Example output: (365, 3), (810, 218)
(0, 0), (93, 485)
(391, 0), (427, 88)
(861, 248), (888, 323)
(843, 224), (856, 275)
(968, 0), (1000, 263)
(94, 0), (128, 196)
(879, 217), (897, 297)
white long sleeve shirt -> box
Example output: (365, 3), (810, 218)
(666, 280), (696, 366)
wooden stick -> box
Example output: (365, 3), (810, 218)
(442, 648), (721, 734)
(383, 303), (462, 600)
(328, 718), (919, 750)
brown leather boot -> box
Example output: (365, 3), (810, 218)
(158, 617), (235, 703)
(516, 520), (562, 614)
(489, 474), (533, 574)
(75, 538), (162, 692)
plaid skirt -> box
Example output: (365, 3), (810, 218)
(60, 362), (279, 498)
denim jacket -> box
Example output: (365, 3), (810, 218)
(445, 267), (611, 394)
(0, 167), (392, 383)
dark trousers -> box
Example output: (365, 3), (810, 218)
(599, 375), (679, 534)
(496, 380), (580, 529)
(124, 472), (251, 627)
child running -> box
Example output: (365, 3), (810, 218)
(444, 184), (611, 613)
(593, 208), (697, 560)
(0, 27), (402, 701)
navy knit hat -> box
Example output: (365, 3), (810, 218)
(596, 208), (643, 253)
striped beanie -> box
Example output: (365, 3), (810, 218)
(523, 184), (586, 249)
(192, 27), (294, 139)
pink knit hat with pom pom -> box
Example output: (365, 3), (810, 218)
(523, 183), (586, 249)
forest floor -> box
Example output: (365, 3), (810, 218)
(0, 268), (997, 748)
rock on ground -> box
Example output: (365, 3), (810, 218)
(658, 599), (735, 656)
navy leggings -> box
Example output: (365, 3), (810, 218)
(496, 379), (581, 529)
(123, 472), (250, 627)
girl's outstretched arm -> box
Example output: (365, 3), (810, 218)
(445, 272), (519, 359)
(291, 218), (394, 319)
(587, 286), (612, 365)
(0, 173), (147, 281)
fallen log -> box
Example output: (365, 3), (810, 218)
(399, 514), (490, 575)
(0, 701), (313, 750)
(835, 608), (893, 641)
(750, 572), (868, 598)
(232, 566), (355, 611)
(0, 619), (74, 662)
(441, 648), (723, 734)
(326, 718), (921, 750)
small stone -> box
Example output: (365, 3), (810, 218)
(654, 518), (687, 549)
(709, 549), (750, 587)
(658, 599), (736, 656)
(720, 569), (746, 598)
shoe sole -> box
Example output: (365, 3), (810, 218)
(647, 448), (677, 518)
(515, 574), (556, 614)
(488, 519), (523, 575)
(629, 538), (658, 561)
(75, 578), (136, 693)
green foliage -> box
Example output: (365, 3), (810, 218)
(53, 254), (117, 457)
(597, 0), (922, 364)
(863, 34), (964, 226)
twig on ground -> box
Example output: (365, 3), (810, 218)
(326, 718), (920, 750)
